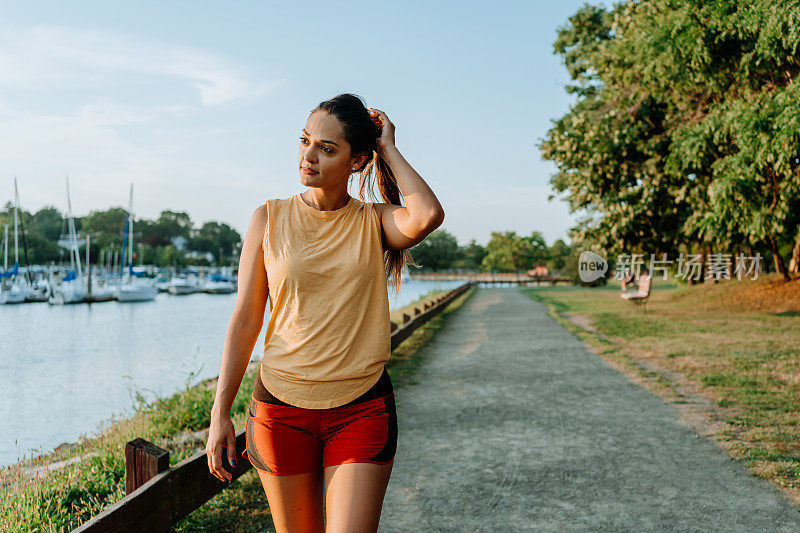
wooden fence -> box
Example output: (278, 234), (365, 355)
(410, 272), (570, 285)
(72, 281), (474, 532)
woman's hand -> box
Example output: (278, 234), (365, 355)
(206, 411), (237, 483)
(369, 108), (396, 158)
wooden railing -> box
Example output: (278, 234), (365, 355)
(72, 281), (474, 532)
(410, 272), (570, 284)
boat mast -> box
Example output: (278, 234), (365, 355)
(128, 183), (134, 275)
(13, 177), (18, 264)
(14, 177), (34, 285)
(119, 183), (133, 286)
(65, 176), (83, 283)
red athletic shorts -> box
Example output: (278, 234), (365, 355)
(241, 392), (398, 476)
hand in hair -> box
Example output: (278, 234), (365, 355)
(369, 108), (396, 158)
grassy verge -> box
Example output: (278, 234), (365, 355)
(0, 285), (475, 533)
(519, 275), (800, 504)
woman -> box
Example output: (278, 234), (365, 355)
(205, 93), (444, 532)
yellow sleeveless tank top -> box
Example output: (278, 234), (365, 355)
(259, 193), (391, 409)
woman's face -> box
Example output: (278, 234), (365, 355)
(298, 110), (361, 189)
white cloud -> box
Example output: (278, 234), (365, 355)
(0, 25), (277, 106)
(0, 24), (287, 232)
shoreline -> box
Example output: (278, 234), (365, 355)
(1, 286), (459, 479)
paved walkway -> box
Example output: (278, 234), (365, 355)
(380, 287), (800, 532)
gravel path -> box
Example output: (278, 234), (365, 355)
(379, 287), (800, 532)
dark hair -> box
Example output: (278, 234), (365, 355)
(312, 93), (419, 296)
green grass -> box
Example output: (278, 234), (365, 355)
(0, 285), (476, 533)
(520, 275), (800, 500)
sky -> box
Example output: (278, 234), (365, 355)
(0, 0), (602, 247)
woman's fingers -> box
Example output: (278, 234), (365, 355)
(207, 442), (231, 483)
(212, 449), (231, 482)
(226, 432), (237, 468)
(369, 108), (387, 124)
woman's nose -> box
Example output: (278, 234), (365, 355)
(302, 147), (317, 163)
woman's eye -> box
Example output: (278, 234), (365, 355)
(299, 136), (333, 153)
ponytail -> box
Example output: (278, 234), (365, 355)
(357, 150), (421, 298)
(315, 93), (420, 299)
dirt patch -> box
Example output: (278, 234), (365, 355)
(667, 274), (800, 314)
(562, 312), (607, 340)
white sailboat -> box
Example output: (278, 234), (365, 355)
(48, 177), (87, 305)
(13, 178), (50, 302)
(84, 233), (116, 303)
(202, 269), (236, 294)
(0, 224), (25, 304)
(0, 179), (30, 304)
(167, 274), (203, 295)
(116, 183), (158, 302)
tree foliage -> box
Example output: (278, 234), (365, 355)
(541, 0), (800, 280)
(0, 203), (241, 267)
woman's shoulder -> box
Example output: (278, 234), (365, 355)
(267, 195), (295, 205)
(261, 196), (295, 215)
(248, 203), (268, 228)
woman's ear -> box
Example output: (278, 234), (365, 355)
(352, 153), (368, 170)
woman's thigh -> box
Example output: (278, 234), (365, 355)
(321, 393), (398, 532)
(243, 398), (327, 531)
(255, 467), (325, 533)
(323, 460), (394, 533)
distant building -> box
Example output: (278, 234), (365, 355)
(171, 236), (187, 251)
(186, 250), (215, 262)
(527, 264), (550, 277)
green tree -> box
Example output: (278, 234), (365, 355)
(189, 221), (241, 263)
(409, 229), (461, 272)
(547, 238), (572, 273)
(31, 206), (64, 242)
(542, 0), (800, 281)
(452, 239), (486, 271)
(481, 231), (548, 273)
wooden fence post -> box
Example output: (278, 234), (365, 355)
(125, 438), (170, 495)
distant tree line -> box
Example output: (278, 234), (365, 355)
(1, 202), (581, 278)
(540, 0), (800, 282)
(0, 202), (241, 268)
(409, 229), (575, 277)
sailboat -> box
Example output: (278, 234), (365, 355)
(1, 177), (48, 303)
(83, 232), (116, 303)
(116, 183), (158, 302)
(48, 177), (87, 305)
(0, 226), (25, 304)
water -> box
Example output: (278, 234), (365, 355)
(0, 279), (463, 467)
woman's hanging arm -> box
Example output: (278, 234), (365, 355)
(211, 204), (269, 419)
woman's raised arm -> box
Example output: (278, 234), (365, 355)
(369, 108), (445, 251)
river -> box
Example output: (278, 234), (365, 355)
(0, 279), (463, 468)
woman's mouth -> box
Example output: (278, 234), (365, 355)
(301, 167), (318, 175)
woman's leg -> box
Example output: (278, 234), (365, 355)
(320, 393), (398, 532)
(256, 467), (325, 533)
(244, 397), (326, 532)
(323, 460), (394, 533)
